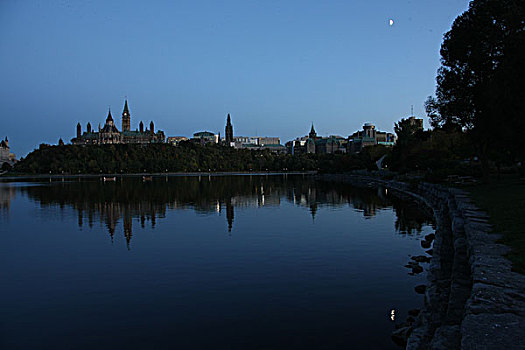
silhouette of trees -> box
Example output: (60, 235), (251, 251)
(12, 143), (374, 174)
(426, 0), (525, 179)
(1, 162), (12, 171)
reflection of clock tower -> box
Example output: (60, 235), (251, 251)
(122, 99), (131, 132)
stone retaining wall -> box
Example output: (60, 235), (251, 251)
(319, 174), (525, 349)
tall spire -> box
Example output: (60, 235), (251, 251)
(309, 123), (317, 139)
(122, 100), (131, 132)
(225, 113), (233, 145)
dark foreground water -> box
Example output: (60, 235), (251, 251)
(0, 175), (434, 349)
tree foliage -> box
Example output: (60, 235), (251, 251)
(427, 0), (525, 168)
(11, 142), (379, 175)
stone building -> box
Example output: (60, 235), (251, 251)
(0, 137), (16, 165)
(71, 100), (165, 145)
(192, 131), (219, 144)
(286, 124), (346, 155)
(347, 123), (396, 153)
(166, 136), (189, 146)
(232, 135), (283, 152)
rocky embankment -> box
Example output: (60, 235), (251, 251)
(320, 174), (525, 349)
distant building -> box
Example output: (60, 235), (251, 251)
(225, 114), (234, 146)
(285, 136), (308, 155)
(166, 136), (189, 145)
(235, 143), (286, 153)
(257, 137), (280, 146)
(347, 123), (396, 153)
(233, 136), (259, 145)
(71, 100), (165, 145)
(232, 135), (284, 152)
(286, 124), (346, 155)
(192, 131), (219, 144)
(0, 137), (16, 165)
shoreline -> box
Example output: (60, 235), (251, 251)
(0, 170), (318, 182)
(319, 173), (525, 349)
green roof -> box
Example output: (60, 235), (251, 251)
(194, 131), (215, 137)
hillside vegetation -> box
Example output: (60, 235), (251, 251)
(10, 142), (382, 175)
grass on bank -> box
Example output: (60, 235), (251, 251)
(467, 176), (525, 274)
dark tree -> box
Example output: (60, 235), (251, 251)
(427, 0), (525, 179)
(394, 118), (424, 146)
(2, 162), (12, 171)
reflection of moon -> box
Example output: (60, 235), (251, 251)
(389, 19), (394, 26)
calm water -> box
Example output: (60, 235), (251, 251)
(0, 175), (433, 349)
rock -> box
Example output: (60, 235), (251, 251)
(421, 240), (432, 249)
(430, 325), (461, 349)
(425, 233), (436, 242)
(415, 284), (427, 294)
(411, 255), (431, 263)
(392, 326), (412, 347)
(425, 249), (433, 256)
(412, 265), (424, 274)
(408, 309), (420, 317)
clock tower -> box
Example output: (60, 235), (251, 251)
(122, 99), (131, 132)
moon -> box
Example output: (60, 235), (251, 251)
(389, 19), (394, 26)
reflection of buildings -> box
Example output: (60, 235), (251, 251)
(225, 201), (234, 232)
(286, 183), (386, 219)
(0, 185), (16, 214)
(219, 191), (282, 232)
(18, 176), (433, 246)
(75, 201), (166, 248)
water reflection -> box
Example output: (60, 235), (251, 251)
(11, 176), (433, 246)
(0, 184), (16, 215)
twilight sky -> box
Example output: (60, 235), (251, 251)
(0, 0), (469, 156)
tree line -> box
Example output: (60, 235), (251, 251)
(9, 141), (381, 175)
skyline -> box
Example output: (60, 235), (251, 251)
(0, 0), (470, 156)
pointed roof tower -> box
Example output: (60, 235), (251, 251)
(309, 123), (317, 139)
(122, 100), (131, 131)
(225, 113), (234, 144)
(123, 100), (130, 115)
(106, 108), (113, 122)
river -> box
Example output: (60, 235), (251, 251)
(0, 175), (433, 349)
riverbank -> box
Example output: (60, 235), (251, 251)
(0, 170), (318, 182)
(319, 174), (525, 349)
(467, 177), (525, 274)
